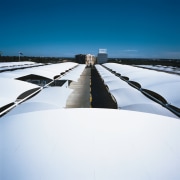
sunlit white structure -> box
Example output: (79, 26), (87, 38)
(60, 64), (86, 82)
(85, 54), (96, 66)
(1, 108), (180, 179)
(99, 49), (107, 53)
(6, 86), (72, 116)
(137, 64), (180, 75)
(95, 64), (179, 118)
(0, 62), (78, 116)
(0, 61), (180, 180)
(103, 63), (180, 111)
(97, 49), (108, 64)
(0, 77), (40, 108)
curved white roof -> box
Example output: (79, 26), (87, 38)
(0, 61), (36, 68)
(131, 71), (179, 87)
(103, 63), (136, 74)
(10, 68), (57, 79)
(8, 102), (60, 114)
(1, 108), (180, 179)
(0, 61), (42, 72)
(105, 80), (130, 90)
(110, 88), (177, 118)
(101, 75), (120, 82)
(1, 61), (36, 65)
(145, 81), (180, 107)
(60, 64), (86, 81)
(121, 103), (177, 117)
(137, 65), (180, 74)
(6, 87), (73, 116)
(0, 71), (23, 79)
(95, 65), (120, 82)
(35, 62), (77, 75)
(103, 63), (180, 108)
(0, 62), (78, 80)
(103, 63), (179, 85)
(0, 77), (40, 108)
(110, 88), (154, 105)
(96, 65), (114, 76)
(95, 65), (178, 118)
(0, 97), (14, 108)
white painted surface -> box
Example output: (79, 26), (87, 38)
(60, 64), (86, 81)
(6, 87), (73, 115)
(0, 108), (180, 180)
(103, 63), (180, 108)
(95, 64), (178, 118)
(0, 62), (78, 79)
(0, 77), (39, 107)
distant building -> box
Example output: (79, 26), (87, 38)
(85, 54), (96, 66)
(75, 54), (86, 64)
(97, 49), (108, 64)
(75, 54), (96, 66)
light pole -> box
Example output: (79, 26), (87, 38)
(18, 52), (23, 61)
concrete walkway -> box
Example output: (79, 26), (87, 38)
(66, 67), (91, 108)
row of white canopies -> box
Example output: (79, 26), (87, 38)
(95, 63), (180, 118)
(0, 62), (86, 115)
(136, 64), (180, 75)
(1, 62), (180, 179)
(1, 108), (180, 180)
(0, 61), (37, 67)
(0, 61), (43, 72)
(0, 62), (78, 80)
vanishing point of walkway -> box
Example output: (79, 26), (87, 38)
(66, 66), (117, 109)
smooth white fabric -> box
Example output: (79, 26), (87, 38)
(96, 64), (178, 118)
(1, 108), (180, 180)
(0, 77), (39, 108)
(60, 64), (86, 81)
(0, 62), (78, 79)
(6, 87), (73, 115)
(103, 63), (180, 108)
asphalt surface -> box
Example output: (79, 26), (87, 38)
(91, 66), (117, 109)
(66, 67), (91, 108)
(66, 66), (117, 109)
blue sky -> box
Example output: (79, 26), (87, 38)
(0, 0), (180, 58)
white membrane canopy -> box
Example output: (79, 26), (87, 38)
(105, 80), (130, 91)
(1, 109), (180, 180)
(0, 77), (39, 108)
(60, 64), (86, 81)
(6, 87), (73, 116)
(0, 62), (78, 79)
(103, 63), (180, 108)
(109, 88), (177, 118)
(95, 65), (178, 118)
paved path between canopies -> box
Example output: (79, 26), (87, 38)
(66, 67), (91, 108)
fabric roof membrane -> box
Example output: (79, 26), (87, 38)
(1, 108), (180, 179)
(0, 77), (40, 108)
(103, 63), (180, 110)
(6, 87), (73, 116)
(60, 64), (86, 81)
